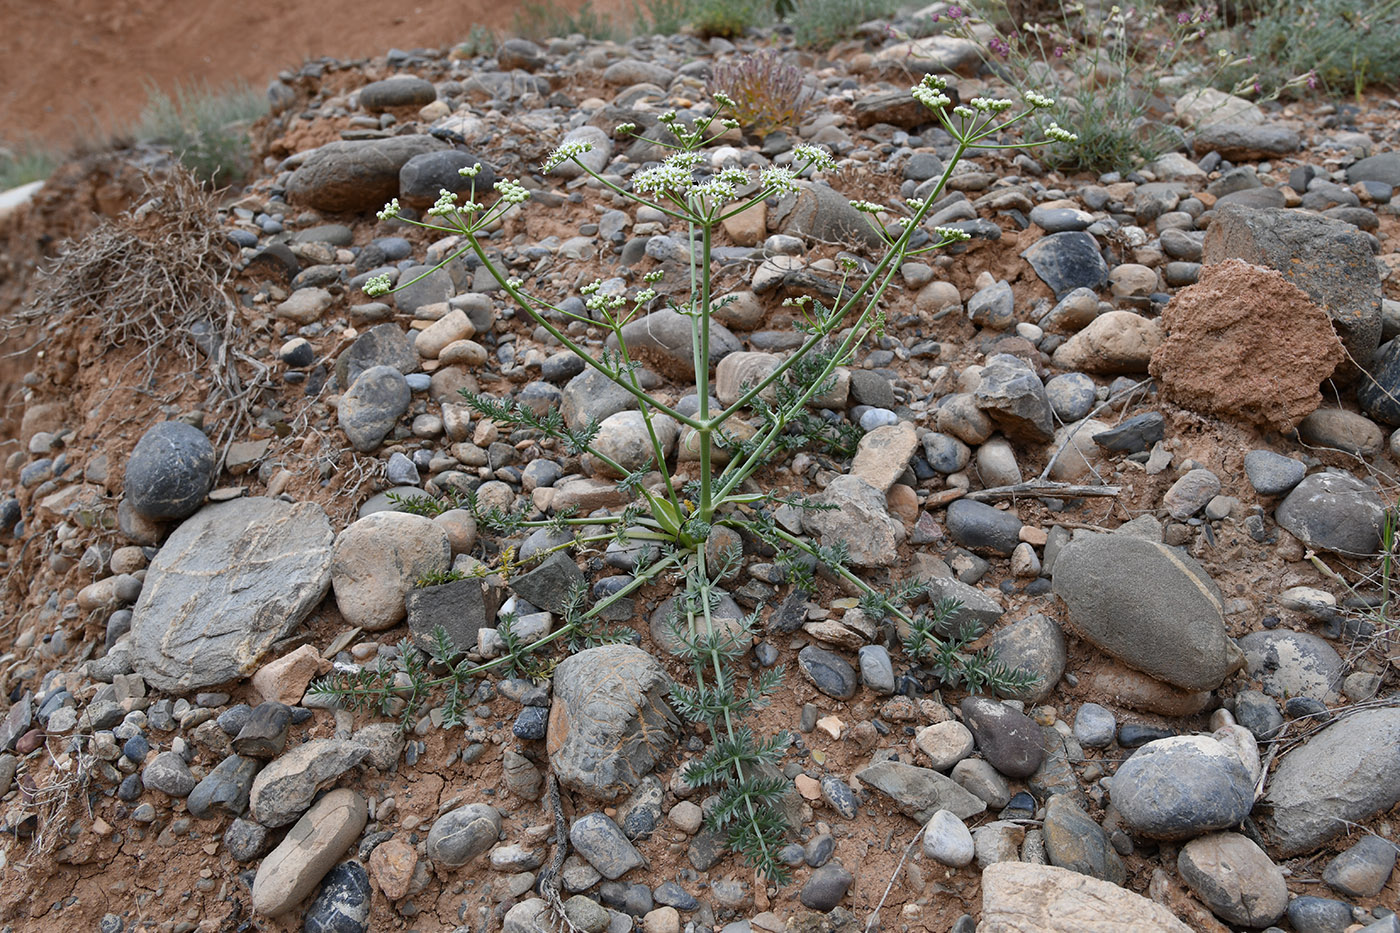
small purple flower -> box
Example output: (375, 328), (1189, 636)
(1053, 44), (1065, 57)
(988, 36), (1010, 57)
(1178, 11), (1190, 24)
(1307, 70), (1319, 89)
(947, 5), (963, 19)
(1253, 81), (1261, 94)
(931, 11), (941, 21)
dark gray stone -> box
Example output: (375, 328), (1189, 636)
(1052, 530), (1237, 690)
(946, 499), (1022, 557)
(1192, 123), (1300, 160)
(857, 644), (895, 695)
(1043, 794), (1125, 884)
(967, 280), (1015, 330)
(1323, 834), (1397, 898)
(1072, 703), (1116, 748)
(561, 366), (638, 431)
(186, 754), (260, 819)
(142, 751), (197, 798)
(339, 365), (411, 452)
(130, 498), (334, 692)
(989, 613), (1065, 704)
(1276, 471), (1386, 557)
(598, 881), (654, 916)
(961, 697), (1044, 779)
(570, 812), (645, 879)
(1261, 707), (1400, 857)
(1030, 206), (1094, 232)
(775, 181), (885, 251)
(797, 645), (858, 699)
(225, 818), (271, 862)
(1287, 896), (1356, 933)
(334, 323), (418, 389)
(285, 136), (448, 213)
(359, 76), (437, 111)
(408, 577), (500, 655)
(0, 694), (31, 752)
(799, 863), (853, 912)
(1348, 152), (1400, 187)
(1234, 689), (1284, 741)
(399, 150), (496, 208)
(1044, 373), (1096, 422)
(821, 774), (858, 819)
(427, 803), (501, 867)
(607, 308), (742, 380)
(1020, 231), (1109, 298)
(854, 760), (987, 822)
(124, 422), (215, 521)
(974, 353), (1053, 442)
(232, 702), (292, 759)
(921, 432), (970, 474)
(1243, 450), (1306, 496)
(303, 861), (372, 933)
(1092, 412), (1165, 453)
(1359, 338), (1400, 425)
(1109, 736), (1256, 840)
(510, 550), (586, 616)
(513, 706), (548, 740)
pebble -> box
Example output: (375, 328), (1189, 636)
(1322, 834), (1397, 898)
(1072, 703), (1117, 748)
(797, 645), (858, 700)
(1177, 832), (1287, 927)
(571, 812), (645, 880)
(922, 809), (975, 867)
(427, 803), (501, 867)
(959, 697), (1044, 779)
(1287, 896), (1357, 933)
(799, 863), (852, 912)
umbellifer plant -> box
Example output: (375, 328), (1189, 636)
(316, 75), (1074, 882)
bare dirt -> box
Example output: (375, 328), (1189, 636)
(0, 0), (631, 151)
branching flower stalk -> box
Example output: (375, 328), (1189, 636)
(337, 77), (1073, 881)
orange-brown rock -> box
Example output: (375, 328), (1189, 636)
(1149, 259), (1343, 432)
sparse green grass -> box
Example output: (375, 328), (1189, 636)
(0, 145), (64, 191)
(791, 0), (903, 50)
(135, 80), (267, 188)
(687, 0), (773, 38)
(512, 0), (621, 41)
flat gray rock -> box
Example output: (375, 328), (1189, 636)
(131, 498), (334, 692)
(1238, 630), (1343, 702)
(339, 365), (411, 453)
(1260, 707), (1400, 857)
(974, 353), (1054, 442)
(855, 759), (987, 822)
(569, 812), (645, 879)
(802, 474), (905, 568)
(1051, 531), (1239, 691)
(285, 135), (448, 213)
(1275, 471), (1386, 557)
(249, 738), (370, 828)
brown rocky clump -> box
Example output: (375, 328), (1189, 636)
(1149, 259), (1344, 432)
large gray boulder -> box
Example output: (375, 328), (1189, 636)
(547, 645), (678, 802)
(1051, 531), (1242, 691)
(1259, 707), (1400, 857)
(131, 498), (334, 691)
(1275, 471), (1386, 557)
(285, 136), (448, 213)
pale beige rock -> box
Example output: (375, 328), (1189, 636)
(1045, 418), (1112, 483)
(438, 338), (488, 367)
(977, 862), (1194, 933)
(368, 837), (418, 901)
(914, 721), (975, 771)
(252, 644), (330, 706)
(1177, 833), (1287, 927)
(1173, 87), (1264, 128)
(1078, 662), (1213, 716)
(331, 511), (451, 631)
(1051, 311), (1162, 374)
(415, 308), (476, 358)
(643, 906), (681, 933)
(851, 421), (919, 492)
(251, 788), (367, 917)
(275, 288), (333, 325)
(715, 351), (780, 408)
(721, 199), (766, 247)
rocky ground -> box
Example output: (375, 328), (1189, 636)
(0, 11), (1399, 933)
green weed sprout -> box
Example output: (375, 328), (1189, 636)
(336, 76), (1067, 883)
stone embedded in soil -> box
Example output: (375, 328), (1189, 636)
(1357, 337), (1400, 425)
(960, 697), (1044, 779)
(801, 474), (905, 568)
(797, 645), (858, 700)
(304, 860), (372, 933)
(284, 135), (447, 213)
(1042, 793), (1125, 885)
(142, 750), (197, 798)
(1162, 468), (1221, 520)
(973, 353), (1054, 443)
(1050, 310), (1162, 374)
(1202, 203), (1382, 375)
(922, 809), (975, 867)
(570, 812), (645, 880)
(1274, 471), (1386, 557)
(1243, 450), (1306, 496)
(426, 802), (501, 867)
(249, 738), (370, 828)
(1108, 735), (1255, 840)
(855, 759), (987, 822)
(1071, 703), (1116, 748)
(407, 575), (499, 655)
(123, 420), (216, 521)
(1051, 531), (1239, 691)
(1019, 231), (1109, 297)
(251, 788), (367, 917)
(1287, 897), (1357, 933)
(186, 753), (260, 820)
(548, 645), (677, 802)
(606, 307), (741, 380)
(1296, 408), (1386, 458)
(331, 510), (452, 631)
(1322, 834), (1398, 898)
(1091, 411), (1164, 453)
(358, 75), (436, 111)
(1238, 630), (1344, 703)
(1259, 706), (1400, 858)
(335, 322), (418, 389)
(945, 499), (1022, 557)
(130, 497), (334, 692)
(338, 364), (411, 453)
(980, 862), (1193, 933)
(1149, 259), (1343, 431)
(1177, 832), (1288, 928)
(799, 863), (854, 912)
(850, 421), (918, 493)
(988, 613), (1065, 704)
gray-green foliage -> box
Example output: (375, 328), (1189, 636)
(1218, 0), (1400, 99)
(135, 80), (267, 187)
(791, 0), (904, 49)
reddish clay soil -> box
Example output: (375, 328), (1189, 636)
(0, 0), (630, 151)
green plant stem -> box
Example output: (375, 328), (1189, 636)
(697, 220), (716, 521)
